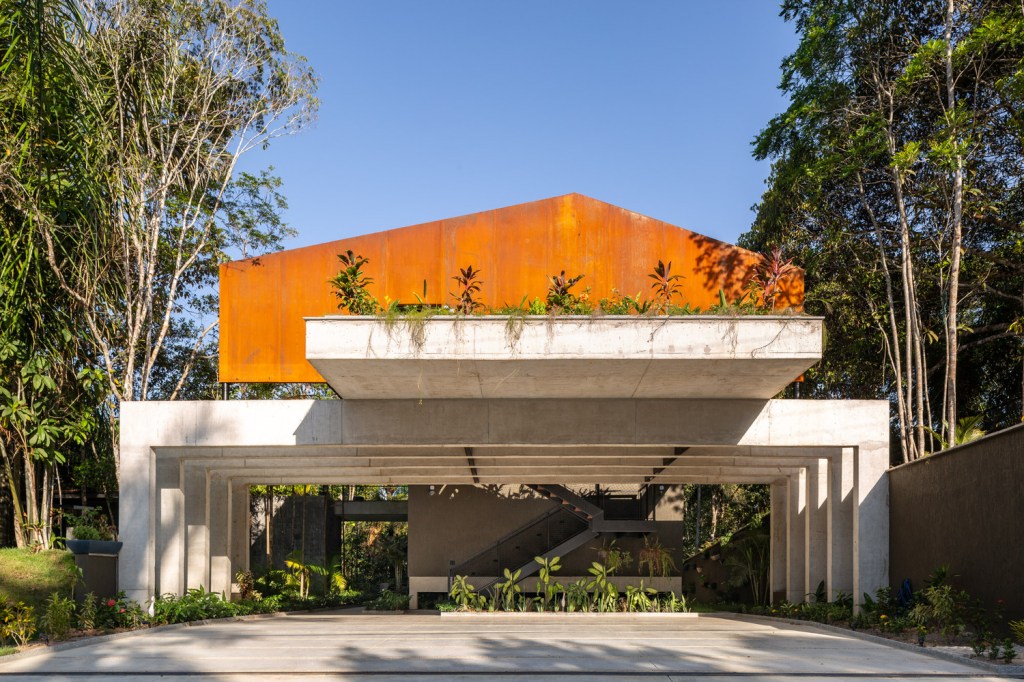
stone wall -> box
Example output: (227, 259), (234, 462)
(888, 423), (1024, 621)
(249, 493), (336, 572)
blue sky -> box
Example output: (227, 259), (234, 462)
(243, 1), (797, 249)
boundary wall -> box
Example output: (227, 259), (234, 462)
(888, 423), (1024, 622)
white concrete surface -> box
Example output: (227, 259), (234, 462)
(306, 316), (822, 399)
(119, 399), (889, 608)
(0, 612), (1005, 681)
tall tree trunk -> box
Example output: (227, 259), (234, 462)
(1, 442), (25, 548)
(884, 90), (927, 459)
(893, 162), (923, 460)
(858, 173), (911, 462)
(944, 0), (964, 441)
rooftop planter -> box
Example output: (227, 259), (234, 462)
(305, 315), (822, 400)
(66, 539), (123, 556)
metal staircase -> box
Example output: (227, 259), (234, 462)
(449, 484), (667, 593)
(529, 484), (604, 520)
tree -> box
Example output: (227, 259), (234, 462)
(0, 0), (313, 544)
(35, 0), (317, 475)
(0, 0), (108, 547)
(748, 0), (1024, 461)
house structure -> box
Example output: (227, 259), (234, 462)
(118, 193), (889, 608)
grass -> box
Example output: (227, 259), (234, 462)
(0, 646), (15, 657)
(0, 548), (78, 611)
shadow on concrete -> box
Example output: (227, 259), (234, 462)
(0, 611), (996, 679)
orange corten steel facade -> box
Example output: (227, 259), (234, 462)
(219, 193), (804, 383)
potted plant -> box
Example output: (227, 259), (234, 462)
(638, 535), (678, 578)
(65, 508), (122, 555)
(594, 538), (633, 575)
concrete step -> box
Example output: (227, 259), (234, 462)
(530, 484), (604, 520)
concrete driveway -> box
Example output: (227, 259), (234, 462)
(0, 611), (1013, 681)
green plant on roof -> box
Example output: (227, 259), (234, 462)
(649, 260), (684, 307)
(546, 271), (585, 311)
(329, 250), (378, 315)
(450, 265), (484, 315)
(745, 247), (795, 311)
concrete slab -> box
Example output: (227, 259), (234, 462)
(0, 612), (1008, 681)
(306, 316), (822, 399)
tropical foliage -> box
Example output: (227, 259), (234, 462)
(748, 0), (1024, 460)
(0, 0), (315, 545)
(445, 559), (690, 613)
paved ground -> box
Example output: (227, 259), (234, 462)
(0, 611), (1016, 681)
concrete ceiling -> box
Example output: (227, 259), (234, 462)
(306, 316), (822, 400)
(174, 444), (835, 486)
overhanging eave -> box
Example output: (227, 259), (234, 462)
(305, 316), (822, 399)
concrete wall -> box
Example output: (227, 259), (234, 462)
(409, 483), (694, 582)
(249, 494), (334, 573)
(889, 424), (1024, 621)
(408, 484), (553, 577)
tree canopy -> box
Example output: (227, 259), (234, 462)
(0, 0), (316, 547)
(746, 0), (1024, 462)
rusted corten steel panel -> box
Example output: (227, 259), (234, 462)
(219, 193), (804, 383)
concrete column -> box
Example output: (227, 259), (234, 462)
(806, 457), (829, 598)
(118, 439), (153, 606)
(853, 441), (890, 606)
(228, 481), (251, 596)
(786, 468), (807, 602)
(156, 457), (184, 596)
(769, 480), (788, 604)
(829, 448), (855, 599)
(208, 475), (231, 597)
(183, 461), (209, 590)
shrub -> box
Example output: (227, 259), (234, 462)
(0, 599), (36, 647)
(64, 508), (117, 542)
(235, 570), (261, 601)
(908, 578), (986, 642)
(40, 593), (75, 640)
(254, 569), (289, 598)
(95, 593), (144, 630)
(78, 593), (97, 630)
(153, 587), (238, 625)
(448, 575), (478, 610)
(365, 590), (409, 611)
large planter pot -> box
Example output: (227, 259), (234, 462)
(66, 539), (123, 556)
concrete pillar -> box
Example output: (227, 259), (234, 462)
(118, 440), (153, 606)
(208, 475), (231, 597)
(786, 468), (807, 602)
(156, 457), (184, 596)
(853, 441), (890, 606)
(829, 448), (855, 599)
(228, 481), (250, 596)
(806, 457), (829, 598)
(769, 480), (788, 604)
(183, 461), (209, 590)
